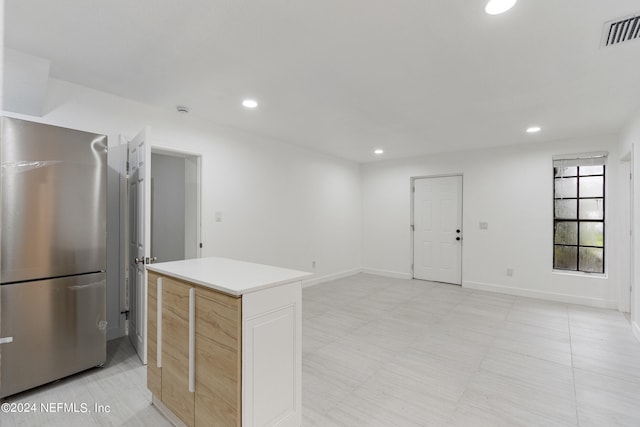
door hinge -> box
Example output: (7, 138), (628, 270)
(199, 243), (203, 248)
(410, 224), (415, 231)
(121, 310), (130, 320)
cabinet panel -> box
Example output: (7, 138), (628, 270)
(195, 288), (241, 427)
(243, 282), (301, 427)
(162, 277), (194, 427)
(147, 273), (161, 397)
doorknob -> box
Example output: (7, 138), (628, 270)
(150, 256), (158, 264)
(456, 229), (461, 233)
(135, 257), (144, 265)
(456, 237), (461, 241)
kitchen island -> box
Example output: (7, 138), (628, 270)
(146, 257), (312, 427)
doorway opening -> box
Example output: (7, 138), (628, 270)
(150, 150), (202, 263)
(411, 175), (463, 285)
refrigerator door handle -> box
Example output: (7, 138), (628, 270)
(0, 337), (14, 345)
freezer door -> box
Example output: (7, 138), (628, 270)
(1, 117), (107, 283)
(0, 273), (106, 398)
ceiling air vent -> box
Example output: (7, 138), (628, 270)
(602, 14), (640, 47)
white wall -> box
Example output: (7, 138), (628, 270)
(4, 78), (362, 339)
(619, 109), (640, 156)
(619, 108), (640, 342)
(363, 136), (620, 308)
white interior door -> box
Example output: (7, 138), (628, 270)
(127, 128), (151, 364)
(413, 176), (462, 284)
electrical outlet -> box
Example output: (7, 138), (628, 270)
(506, 268), (514, 277)
(312, 261), (316, 269)
(479, 221), (489, 230)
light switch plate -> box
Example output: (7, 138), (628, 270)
(479, 221), (488, 230)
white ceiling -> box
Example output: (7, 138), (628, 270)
(5, 0), (640, 163)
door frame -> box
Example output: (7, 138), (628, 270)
(620, 151), (632, 313)
(632, 145), (636, 322)
(410, 173), (464, 283)
(631, 143), (638, 325)
(632, 142), (640, 342)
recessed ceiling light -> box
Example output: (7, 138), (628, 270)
(485, 0), (517, 15)
(374, 149), (384, 155)
(526, 126), (541, 133)
(242, 99), (258, 109)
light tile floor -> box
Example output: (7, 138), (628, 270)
(2, 273), (640, 426)
(302, 274), (640, 427)
(1, 335), (169, 426)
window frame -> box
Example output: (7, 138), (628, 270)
(552, 159), (606, 274)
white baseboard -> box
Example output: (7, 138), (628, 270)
(302, 268), (362, 288)
(152, 395), (188, 427)
(463, 280), (617, 309)
(301, 267), (413, 288)
(361, 268), (412, 280)
(633, 321), (640, 344)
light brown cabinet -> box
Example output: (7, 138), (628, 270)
(195, 287), (241, 427)
(147, 272), (161, 397)
(147, 272), (241, 427)
(161, 276), (195, 425)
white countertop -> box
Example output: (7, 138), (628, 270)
(145, 257), (312, 296)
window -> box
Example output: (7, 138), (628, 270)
(553, 153), (606, 273)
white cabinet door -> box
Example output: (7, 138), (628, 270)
(242, 282), (301, 427)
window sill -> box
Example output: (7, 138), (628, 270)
(552, 269), (607, 279)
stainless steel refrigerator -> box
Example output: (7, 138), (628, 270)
(0, 117), (107, 398)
